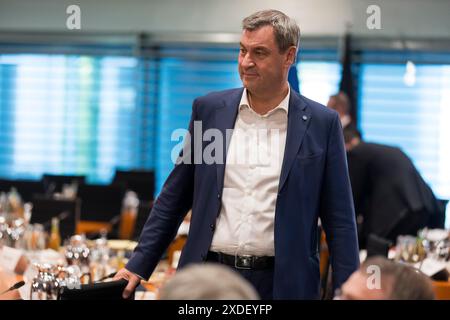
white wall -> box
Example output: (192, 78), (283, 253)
(0, 0), (449, 38)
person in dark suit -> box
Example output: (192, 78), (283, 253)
(115, 9), (359, 299)
(344, 127), (440, 248)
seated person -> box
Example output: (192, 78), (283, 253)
(337, 256), (435, 300)
(158, 263), (259, 300)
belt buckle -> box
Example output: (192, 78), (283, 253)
(234, 254), (253, 270)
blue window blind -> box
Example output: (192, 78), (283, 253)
(298, 48), (341, 105)
(298, 61), (341, 105)
(155, 47), (241, 194)
(359, 59), (450, 201)
(0, 53), (143, 183)
(154, 46), (342, 194)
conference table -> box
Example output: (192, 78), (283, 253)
(0, 244), (173, 300)
(0, 267), (22, 300)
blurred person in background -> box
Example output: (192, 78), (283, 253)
(328, 93), (441, 248)
(158, 263), (259, 300)
(337, 256), (435, 300)
(326, 92), (354, 129)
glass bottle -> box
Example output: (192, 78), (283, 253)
(119, 191), (139, 239)
(48, 217), (61, 251)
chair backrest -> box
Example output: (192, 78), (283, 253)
(78, 184), (125, 222)
(0, 178), (46, 202)
(31, 195), (80, 242)
(132, 202), (153, 241)
(42, 174), (86, 194)
(432, 280), (450, 300)
(366, 233), (392, 258)
(112, 170), (155, 202)
(425, 199), (448, 229)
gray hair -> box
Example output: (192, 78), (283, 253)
(242, 9), (300, 57)
(158, 263), (260, 300)
(361, 256), (435, 300)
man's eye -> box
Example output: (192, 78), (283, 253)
(240, 48), (247, 54)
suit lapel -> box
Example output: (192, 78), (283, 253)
(215, 88), (242, 194)
(278, 91), (311, 192)
(213, 88), (311, 194)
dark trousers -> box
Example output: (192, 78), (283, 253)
(205, 261), (274, 299)
(234, 268), (274, 300)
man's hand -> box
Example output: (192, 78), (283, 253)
(113, 268), (141, 299)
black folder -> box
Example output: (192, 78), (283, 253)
(58, 279), (132, 300)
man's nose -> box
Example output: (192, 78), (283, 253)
(241, 53), (255, 68)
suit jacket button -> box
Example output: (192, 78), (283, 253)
(217, 193), (221, 199)
(210, 224), (215, 231)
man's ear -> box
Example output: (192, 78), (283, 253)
(285, 46), (297, 66)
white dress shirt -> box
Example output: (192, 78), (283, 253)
(210, 86), (290, 256)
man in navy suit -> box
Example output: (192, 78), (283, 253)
(115, 9), (359, 299)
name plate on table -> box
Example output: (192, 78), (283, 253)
(0, 246), (24, 273)
(414, 258), (448, 277)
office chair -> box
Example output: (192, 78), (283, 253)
(31, 195), (80, 242)
(78, 184), (126, 222)
(42, 174), (85, 195)
(427, 199), (449, 229)
(112, 169), (155, 202)
(366, 233), (392, 258)
(0, 178), (46, 203)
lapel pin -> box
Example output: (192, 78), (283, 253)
(302, 115), (308, 121)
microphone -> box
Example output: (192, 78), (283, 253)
(109, 215), (121, 226)
(0, 280), (25, 295)
(45, 182), (56, 197)
(57, 210), (71, 222)
(43, 211), (71, 228)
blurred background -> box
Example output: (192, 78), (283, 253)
(0, 0), (449, 224)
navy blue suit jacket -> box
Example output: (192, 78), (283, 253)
(126, 87), (359, 299)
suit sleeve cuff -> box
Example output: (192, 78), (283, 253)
(125, 251), (152, 280)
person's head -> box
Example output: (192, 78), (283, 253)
(239, 10), (300, 96)
(338, 256), (435, 300)
(158, 263), (260, 300)
(343, 126), (361, 151)
(327, 92), (352, 127)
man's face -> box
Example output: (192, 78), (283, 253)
(338, 271), (390, 300)
(327, 96), (352, 128)
(327, 97), (344, 117)
(238, 25), (294, 95)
